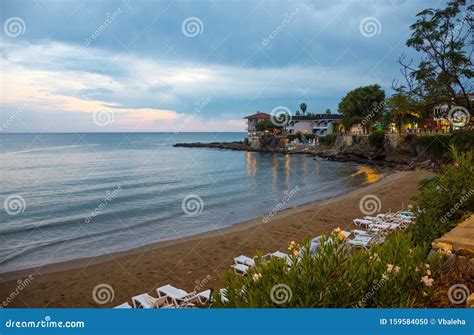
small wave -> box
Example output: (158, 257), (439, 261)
(1, 144), (100, 155)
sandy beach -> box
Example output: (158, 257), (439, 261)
(0, 170), (433, 308)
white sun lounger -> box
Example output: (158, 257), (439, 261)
(114, 302), (132, 308)
(156, 285), (196, 307)
(132, 293), (172, 308)
(265, 251), (292, 266)
(231, 263), (249, 275)
(353, 218), (372, 228)
(351, 229), (371, 236)
(234, 255), (256, 267)
(347, 235), (373, 249)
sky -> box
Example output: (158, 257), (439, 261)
(0, 0), (447, 132)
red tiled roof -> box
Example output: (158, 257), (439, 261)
(244, 113), (271, 119)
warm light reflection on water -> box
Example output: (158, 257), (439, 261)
(350, 166), (382, 184)
(246, 151), (257, 177)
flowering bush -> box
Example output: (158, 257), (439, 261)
(214, 231), (440, 308)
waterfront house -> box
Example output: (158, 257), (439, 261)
(285, 112), (342, 136)
(244, 112), (287, 148)
(244, 112), (271, 135)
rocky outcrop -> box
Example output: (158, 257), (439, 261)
(174, 133), (444, 171)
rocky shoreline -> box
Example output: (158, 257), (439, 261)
(173, 142), (440, 171)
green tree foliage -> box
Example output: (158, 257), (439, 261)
(396, 0), (473, 110)
(387, 89), (424, 132)
(255, 119), (282, 132)
(300, 102), (307, 115)
(338, 84), (385, 130)
(411, 146), (474, 244)
(214, 231), (432, 308)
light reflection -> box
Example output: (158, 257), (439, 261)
(246, 152), (257, 177)
(272, 154), (279, 191)
(350, 166), (382, 184)
(285, 154), (291, 187)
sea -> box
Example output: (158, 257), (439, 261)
(0, 132), (379, 272)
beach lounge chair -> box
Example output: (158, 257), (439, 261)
(194, 289), (213, 306)
(131, 293), (172, 308)
(347, 234), (374, 249)
(114, 302), (132, 308)
(234, 255), (256, 267)
(353, 218), (372, 228)
(264, 251), (292, 266)
(156, 284), (198, 308)
(231, 263), (249, 275)
(351, 229), (370, 236)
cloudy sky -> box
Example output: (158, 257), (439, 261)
(1, 0), (443, 132)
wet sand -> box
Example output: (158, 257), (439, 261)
(0, 170), (433, 307)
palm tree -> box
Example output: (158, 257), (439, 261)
(300, 102), (307, 115)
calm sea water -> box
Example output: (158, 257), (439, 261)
(0, 133), (377, 272)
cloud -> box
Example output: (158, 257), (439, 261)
(0, 0), (431, 132)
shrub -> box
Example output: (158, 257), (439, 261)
(408, 131), (474, 160)
(214, 231), (432, 308)
(450, 131), (474, 153)
(320, 134), (337, 146)
(243, 138), (249, 146)
(415, 134), (451, 158)
(368, 132), (385, 148)
(410, 146), (474, 245)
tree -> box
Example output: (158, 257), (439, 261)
(299, 102), (307, 115)
(255, 119), (282, 132)
(395, 0), (473, 110)
(387, 89), (424, 132)
(338, 84), (386, 132)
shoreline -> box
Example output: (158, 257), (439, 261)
(0, 166), (386, 281)
(0, 170), (433, 307)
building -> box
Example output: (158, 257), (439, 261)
(244, 112), (271, 135)
(285, 113), (343, 136)
(430, 94), (473, 132)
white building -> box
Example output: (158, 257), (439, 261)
(285, 113), (342, 136)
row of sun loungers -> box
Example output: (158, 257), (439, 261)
(114, 285), (212, 309)
(117, 210), (415, 308)
(229, 210), (416, 273)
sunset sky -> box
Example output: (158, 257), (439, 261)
(0, 0), (434, 132)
